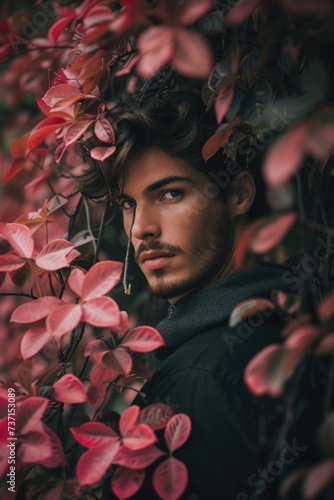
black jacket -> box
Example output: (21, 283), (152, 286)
(104, 265), (325, 499)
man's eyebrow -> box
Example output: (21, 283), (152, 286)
(119, 176), (194, 199)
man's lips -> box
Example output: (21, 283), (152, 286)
(140, 251), (175, 270)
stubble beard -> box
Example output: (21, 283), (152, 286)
(144, 215), (232, 301)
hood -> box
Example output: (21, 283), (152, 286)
(155, 263), (296, 361)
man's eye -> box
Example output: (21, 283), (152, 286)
(120, 199), (135, 210)
(162, 190), (183, 200)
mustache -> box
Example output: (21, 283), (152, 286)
(134, 240), (183, 264)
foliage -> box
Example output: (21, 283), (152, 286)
(0, 0), (334, 498)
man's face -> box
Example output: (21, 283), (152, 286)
(119, 148), (234, 302)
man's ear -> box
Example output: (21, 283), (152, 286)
(227, 170), (256, 218)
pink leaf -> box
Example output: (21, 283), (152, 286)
(84, 339), (109, 357)
(114, 445), (165, 469)
(0, 252), (25, 272)
(153, 457), (188, 500)
(64, 117), (94, 147)
(285, 325), (323, 350)
(123, 424), (157, 451)
(315, 334), (334, 355)
(46, 304), (82, 340)
(120, 405), (140, 436)
(165, 414), (192, 452)
(35, 239), (75, 271)
(121, 326), (165, 352)
(303, 459), (334, 499)
(81, 261), (123, 301)
(102, 349), (133, 378)
(20, 324), (50, 359)
(138, 403), (175, 431)
(10, 297), (63, 324)
(214, 85), (234, 124)
(53, 374), (87, 403)
(40, 425), (67, 468)
(43, 84), (83, 109)
(27, 118), (66, 153)
(71, 422), (119, 448)
(68, 267), (86, 296)
(111, 467), (145, 499)
(90, 145), (116, 160)
(94, 117), (116, 144)
(173, 28), (213, 79)
(249, 213), (298, 254)
(0, 222), (34, 258)
(137, 26), (173, 78)
(177, 0), (212, 25)
(86, 382), (107, 409)
(229, 298), (275, 328)
(17, 430), (53, 464)
(17, 397), (49, 435)
(48, 14), (75, 43)
(82, 296), (120, 327)
(264, 125), (308, 187)
(76, 442), (120, 485)
(226, 0), (262, 25)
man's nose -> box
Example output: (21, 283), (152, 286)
(130, 204), (161, 241)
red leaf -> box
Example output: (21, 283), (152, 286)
(82, 296), (120, 327)
(94, 117), (116, 144)
(114, 445), (165, 469)
(102, 349), (133, 378)
(43, 84), (83, 109)
(229, 298), (275, 328)
(76, 442), (120, 485)
(123, 424), (157, 450)
(264, 125), (308, 187)
(319, 290), (334, 319)
(71, 422), (119, 448)
(81, 261), (123, 300)
(48, 14), (76, 43)
(137, 26), (173, 77)
(27, 117), (66, 153)
(111, 467), (145, 500)
(214, 85), (234, 124)
(10, 297), (63, 324)
(303, 459), (334, 499)
(153, 457), (188, 500)
(90, 145), (116, 160)
(121, 326), (165, 352)
(138, 403), (175, 431)
(285, 325), (323, 350)
(46, 304), (82, 340)
(177, 0), (212, 25)
(35, 239), (75, 270)
(17, 397), (48, 435)
(17, 430), (52, 464)
(86, 382), (107, 409)
(9, 131), (30, 158)
(120, 405), (140, 436)
(2, 159), (27, 184)
(84, 339), (109, 357)
(53, 374), (87, 403)
(64, 116), (94, 147)
(250, 213), (297, 254)
(41, 426), (67, 468)
(226, 0), (262, 25)
(0, 252), (25, 272)
(165, 414), (191, 452)
(0, 222), (34, 258)
(173, 29), (213, 79)
(20, 324), (50, 360)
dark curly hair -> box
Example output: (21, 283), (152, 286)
(75, 92), (270, 221)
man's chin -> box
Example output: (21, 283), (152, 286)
(147, 276), (200, 301)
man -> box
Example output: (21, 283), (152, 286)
(79, 95), (316, 499)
